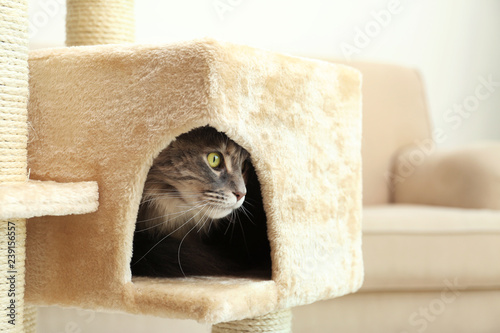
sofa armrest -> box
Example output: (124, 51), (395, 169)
(391, 142), (500, 209)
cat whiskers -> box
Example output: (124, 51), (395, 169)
(139, 191), (200, 205)
(197, 205), (216, 233)
(241, 197), (257, 209)
(224, 212), (234, 236)
(221, 203), (252, 257)
(132, 203), (209, 267)
(135, 201), (207, 228)
(238, 203), (256, 226)
(234, 208), (250, 258)
(178, 205), (217, 277)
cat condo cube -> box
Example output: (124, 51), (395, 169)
(1, 1), (363, 331)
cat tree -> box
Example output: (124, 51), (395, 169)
(0, 1), (364, 332)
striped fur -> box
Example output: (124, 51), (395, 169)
(132, 127), (270, 277)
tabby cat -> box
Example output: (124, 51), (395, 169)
(131, 127), (270, 278)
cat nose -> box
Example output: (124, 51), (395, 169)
(233, 191), (246, 202)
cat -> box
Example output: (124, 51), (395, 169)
(131, 126), (271, 278)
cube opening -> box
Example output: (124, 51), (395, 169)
(131, 127), (271, 279)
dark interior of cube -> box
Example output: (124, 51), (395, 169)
(130, 127), (272, 279)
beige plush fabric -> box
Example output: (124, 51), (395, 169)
(0, 180), (98, 219)
(393, 142), (500, 209)
(25, 39), (363, 323)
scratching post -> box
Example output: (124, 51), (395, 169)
(66, 0), (135, 46)
(0, 1), (100, 332)
(0, 0), (35, 331)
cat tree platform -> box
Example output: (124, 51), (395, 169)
(24, 39), (363, 324)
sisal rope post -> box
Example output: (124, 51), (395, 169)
(66, 0), (135, 46)
(212, 309), (293, 333)
(0, 0), (36, 331)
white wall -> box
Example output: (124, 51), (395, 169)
(28, 0), (500, 148)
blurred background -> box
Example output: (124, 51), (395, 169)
(27, 0), (499, 332)
(28, 0), (500, 148)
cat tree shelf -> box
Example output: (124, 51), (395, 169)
(25, 39), (363, 324)
(0, 181), (98, 219)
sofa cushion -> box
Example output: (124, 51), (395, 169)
(361, 205), (500, 291)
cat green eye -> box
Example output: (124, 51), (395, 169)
(207, 152), (222, 168)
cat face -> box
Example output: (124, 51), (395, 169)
(140, 127), (250, 235)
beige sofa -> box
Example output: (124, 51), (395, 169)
(293, 61), (500, 333)
(36, 62), (500, 332)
